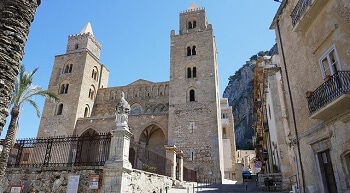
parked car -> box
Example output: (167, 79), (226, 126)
(242, 170), (252, 179)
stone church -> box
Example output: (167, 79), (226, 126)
(36, 4), (236, 181)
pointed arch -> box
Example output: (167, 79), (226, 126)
(84, 104), (90, 117)
(189, 89), (195, 102)
(139, 124), (166, 156)
(56, 103), (63, 115)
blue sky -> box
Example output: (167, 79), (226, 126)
(2, 1), (280, 139)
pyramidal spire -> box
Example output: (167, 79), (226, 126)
(187, 2), (199, 11)
(80, 22), (94, 35)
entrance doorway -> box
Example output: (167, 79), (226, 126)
(318, 150), (337, 193)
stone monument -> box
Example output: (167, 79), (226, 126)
(102, 92), (133, 192)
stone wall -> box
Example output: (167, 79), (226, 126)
(2, 168), (179, 193)
(3, 168), (103, 193)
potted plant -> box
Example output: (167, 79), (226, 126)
(324, 75), (332, 82)
(305, 91), (313, 98)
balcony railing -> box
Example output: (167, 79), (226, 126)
(291, 0), (312, 27)
(307, 71), (350, 118)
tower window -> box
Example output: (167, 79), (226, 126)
(187, 46), (191, 56)
(56, 104), (63, 115)
(63, 64), (73, 74)
(186, 46), (197, 56)
(187, 67), (197, 79)
(92, 67), (98, 81)
(75, 44), (79, 49)
(188, 20), (197, 29)
(187, 67), (192, 78)
(84, 106), (90, 117)
(188, 21), (193, 29)
(192, 46), (196, 55)
(60, 84), (69, 94)
(88, 86), (95, 100)
(193, 67), (197, 78)
(189, 89), (195, 102)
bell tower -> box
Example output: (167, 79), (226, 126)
(37, 23), (109, 138)
(168, 4), (224, 181)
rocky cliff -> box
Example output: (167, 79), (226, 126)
(223, 62), (255, 149)
(223, 46), (278, 149)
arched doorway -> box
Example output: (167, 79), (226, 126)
(139, 124), (166, 156)
(76, 129), (99, 164)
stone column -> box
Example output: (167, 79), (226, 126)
(102, 126), (133, 193)
(177, 150), (184, 181)
(101, 92), (133, 193)
(165, 145), (177, 179)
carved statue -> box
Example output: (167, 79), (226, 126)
(115, 92), (130, 127)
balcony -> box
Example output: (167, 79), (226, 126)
(307, 71), (350, 119)
(291, 0), (329, 32)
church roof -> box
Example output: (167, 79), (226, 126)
(80, 22), (94, 35)
(127, 79), (155, 86)
(187, 3), (199, 11)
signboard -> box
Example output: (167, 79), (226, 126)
(89, 174), (99, 189)
(66, 175), (80, 193)
(10, 185), (24, 193)
(255, 161), (262, 168)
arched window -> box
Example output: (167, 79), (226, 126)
(92, 67), (98, 81)
(88, 86), (95, 100)
(187, 46), (191, 56)
(84, 106), (89, 117)
(63, 64), (73, 74)
(192, 46), (196, 55)
(223, 128), (227, 139)
(188, 20), (197, 29)
(56, 104), (63, 115)
(186, 46), (197, 56)
(187, 67), (192, 78)
(189, 89), (195, 102)
(69, 64), (73, 73)
(193, 67), (197, 78)
(188, 21), (193, 29)
(60, 84), (69, 94)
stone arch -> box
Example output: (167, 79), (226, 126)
(84, 104), (90, 117)
(187, 87), (196, 102)
(138, 124), (166, 156)
(130, 103), (142, 115)
(187, 17), (197, 29)
(78, 128), (99, 163)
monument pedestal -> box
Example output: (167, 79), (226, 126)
(102, 125), (133, 193)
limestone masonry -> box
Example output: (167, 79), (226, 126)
(37, 4), (236, 182)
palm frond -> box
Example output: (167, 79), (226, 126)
(27, 99), (40, 117)
(10, 65), (60, 120)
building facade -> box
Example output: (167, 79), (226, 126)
(270, 0), (350, 192)
(37, 4), (236, 182)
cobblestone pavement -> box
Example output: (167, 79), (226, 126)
(169, 178), (291, 193)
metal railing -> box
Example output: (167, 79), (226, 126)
(130, 141), (169, 176)
(291, 0), (312, 26)
(307, 71), (350, 114)
(7, 133), (111, 168)
(183, 166), (197, 182)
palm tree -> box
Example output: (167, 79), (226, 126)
(0, 65), (59, 183)
(0, 0), (41, 135)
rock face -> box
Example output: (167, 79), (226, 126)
(223, 62), (256, 149)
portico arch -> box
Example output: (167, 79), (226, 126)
(139, 124), (166, 156)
